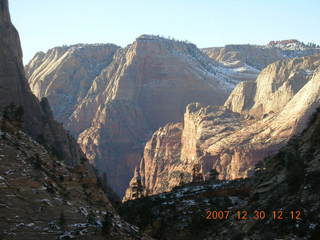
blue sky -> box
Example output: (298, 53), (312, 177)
(10, 0), (320, 64)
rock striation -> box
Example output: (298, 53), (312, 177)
(26, 35), (247, 195)
(125, 54), (320, 199)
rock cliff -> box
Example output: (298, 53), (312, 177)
(27, 35), (246, 195)
(125, 54), (320, 199)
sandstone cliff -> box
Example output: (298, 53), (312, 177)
(26, 35), (246, 195)
(125, 54), (320, 199)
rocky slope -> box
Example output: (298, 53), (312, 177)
(124, 54), (320, 199)
(120, 108), (320, 239)
(0, 119), (151, 240)
(26, 35), (250, 196)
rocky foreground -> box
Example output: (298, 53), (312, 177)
(0, 117), (151, 240)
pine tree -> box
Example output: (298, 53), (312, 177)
(209, 168), (219, 182)
(192, 164), (204, 182)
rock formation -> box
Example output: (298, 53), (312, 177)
(125, 54), (320, 199)
(26, 35), (247, 195)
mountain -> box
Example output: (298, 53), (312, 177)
(26, 35), (249, 196)
(0, 1), (152, 238)
(124, 54), (320, 199)
(120, 107), (320, 239)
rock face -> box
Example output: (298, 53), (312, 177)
(249, 56), (320, 117)
(26, 35), (248, 195)
(224, 80), (256, 113)
(125, 54), (320, 198)
(25, 44), (120, 124)
(0, 0), (83, 166)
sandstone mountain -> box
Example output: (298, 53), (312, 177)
(124, 54), (320, 199)
(26, 35), (250, 195)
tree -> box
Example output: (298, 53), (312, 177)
(208, 168), (219, 182)
(102, 212), (113, 235)
(59, 211), (66, 231)
(192, 164), (204, 183)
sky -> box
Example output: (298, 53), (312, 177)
(10, 0), (320, 64)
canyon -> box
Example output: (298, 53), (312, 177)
(26, 34), (320, 197)
(3, 0), (320, 239)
